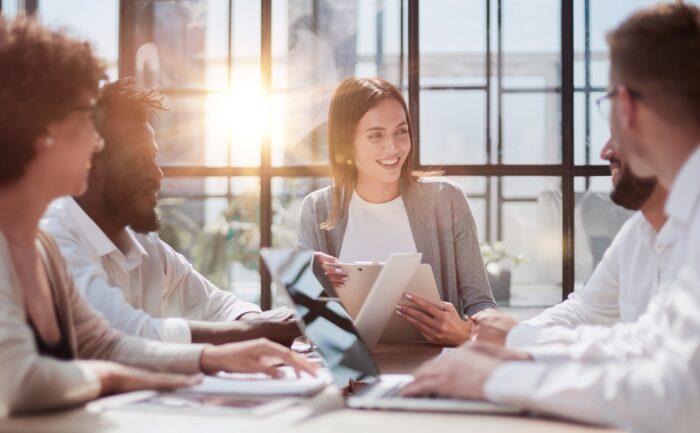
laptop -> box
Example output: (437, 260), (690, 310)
(260, 248), (521, 414)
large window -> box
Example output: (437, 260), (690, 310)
(10, 0), (686, 308)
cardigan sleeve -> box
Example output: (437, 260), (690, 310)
(0, 233), (207, 416)
(445, 184), (498, 315)
(297, 192), (338, 293)
(0, 249), (102, 416)
(297, 192), (324, 252)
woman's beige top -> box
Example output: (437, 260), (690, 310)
(0, 230), (206, 416)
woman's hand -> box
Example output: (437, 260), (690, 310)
(84, 360), (203, 397)
(395, 294), (473, 346)
(314, 252), (347, 289)
(200, 338), (318, 378)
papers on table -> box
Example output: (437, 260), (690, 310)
(183, 367), (331, 397)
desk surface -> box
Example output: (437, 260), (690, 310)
(0, 343), (621, 433)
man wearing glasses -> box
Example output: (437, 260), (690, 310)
(470, 135), (678, 350)
(402, 4), (700, 432)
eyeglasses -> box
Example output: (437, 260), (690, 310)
(73, 102), (104, 130)
(595, 87), (643, 122)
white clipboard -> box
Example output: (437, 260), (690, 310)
(337, 256), (443, 345)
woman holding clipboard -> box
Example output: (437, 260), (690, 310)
(298, 77), (497, 346)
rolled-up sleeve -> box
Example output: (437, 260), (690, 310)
(507, 229), (623, 349)
(485, 268), (700, 433)
(158, 239), (261, 321)
(51, 234), (192, 343)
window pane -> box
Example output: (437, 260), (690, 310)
(158, 177), (262, 304)
(2, 0), (20, 19)
(574, 91), (609, 165)
(270, 0), (404, 167)
(574, 176), (634, 288)
(128, 0), (223, 89)
(152, 94), (263, 167)
(229, 0), (263, 166)
(420, 90), (487, 165)
(271, 176), (331, 248)
(501, 177), (562, 306)
(502, 0), (561, 89)
(419, 0), (486, 87)
(153, 96), (209, 166)
(574, 0), (660, 88)
(38, 0), (119, 79)
(447, 176), (487, 197)
(271, 176), (330, 306)
(501, 93), (561, 164)
(434, 176), (562, 307)
(502, 176), (545, 199)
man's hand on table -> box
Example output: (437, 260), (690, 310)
(238, 307), (301, 347)
(401, 341), (531, 400)
(470, 309), (519, 346)
(189, 310), (301, 347)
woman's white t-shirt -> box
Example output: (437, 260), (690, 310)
(338, 190), (417, 263)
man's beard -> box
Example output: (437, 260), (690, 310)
(610, 163), (657, 211)
(129, 208), (160, 234)
(102, 184), (161, 234)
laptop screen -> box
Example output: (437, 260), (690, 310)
(261, 248), (380, 388)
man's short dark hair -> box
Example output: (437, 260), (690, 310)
(0, 16), (105, 186)
(608, 4), (700, 125)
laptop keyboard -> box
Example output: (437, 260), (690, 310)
(357, 379), (411, 399)
(380, 383), (406, 398)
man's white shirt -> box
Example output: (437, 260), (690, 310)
(484, 146), (700, 433)
(506, 210), (682, 349)
(41, 197), (261, 343)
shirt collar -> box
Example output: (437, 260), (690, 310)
(656, 218), (682, 248)
(120, 228), (148, 271)
(665, 146), (700, 225)
(63, 198), (148, 265)
(63, 197), (117, 257)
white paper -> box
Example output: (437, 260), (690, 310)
(182, 367), (331, 396)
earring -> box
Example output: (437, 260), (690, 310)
(44, 137), (54, 147)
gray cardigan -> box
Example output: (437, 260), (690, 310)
(297, 179), (497, 317)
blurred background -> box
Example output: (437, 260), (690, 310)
(4, 0), (690, 310)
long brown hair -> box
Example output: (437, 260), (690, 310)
(321, 77), (421, 230)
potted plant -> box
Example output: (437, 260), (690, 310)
(480, 241), (528, 303)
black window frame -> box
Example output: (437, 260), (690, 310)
(118, 0), (611, 309)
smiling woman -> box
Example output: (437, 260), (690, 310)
(297, 77), (497, 347)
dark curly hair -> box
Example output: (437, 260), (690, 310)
(94, 77), (168, 165)
(97, 77), (168, 140)
(0, 16), (106, 186)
